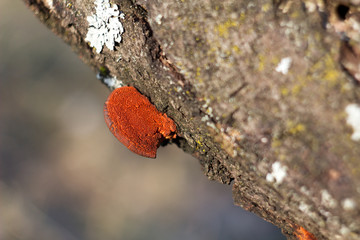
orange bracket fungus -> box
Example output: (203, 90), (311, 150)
(293, 226), (317, 240)
(104, 86), (177, 158)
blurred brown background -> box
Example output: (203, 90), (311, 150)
(0, 1), (285, 240)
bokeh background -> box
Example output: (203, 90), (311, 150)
(0, 1), (285, 240)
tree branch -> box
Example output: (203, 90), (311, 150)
(23, 0), (360, 239)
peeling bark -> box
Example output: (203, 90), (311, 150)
(23, 0), (360, 239)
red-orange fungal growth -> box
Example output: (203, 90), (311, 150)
(104, 86), (177, 158)
(294, 226), (317, 240)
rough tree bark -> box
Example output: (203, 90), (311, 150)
(23, 0), (360, 239)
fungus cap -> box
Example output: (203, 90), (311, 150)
(104, 86), (176, 158)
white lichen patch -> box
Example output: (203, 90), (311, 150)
(206, 121), (217, 130)
(275, 57), (292, 75)
(299, 201), (311, 213)
(85, 0), (124, 54)
(266, 161), (287, 184)
(340, 225), (351, 236)
(103, 76), (123, 89)
(319, 208), (331, 218)
(155, 14), (163, 25)
(201, 115), (210, 122)
(300, 186), (311, 196)
(217, 126), (243, 158)
(200, 98), (217, 130)
(46, 0), (54, 10)
(345, 103), (360, 141)
(304, 1), (317, 13)
(321, 189), (337, 208)
(96, 73), (124, 89)
(298, 201), (317, 219)
(342, 198), (357, 211)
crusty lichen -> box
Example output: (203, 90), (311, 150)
(85, 0), (125, 53)
(345, 103), (360, 141)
